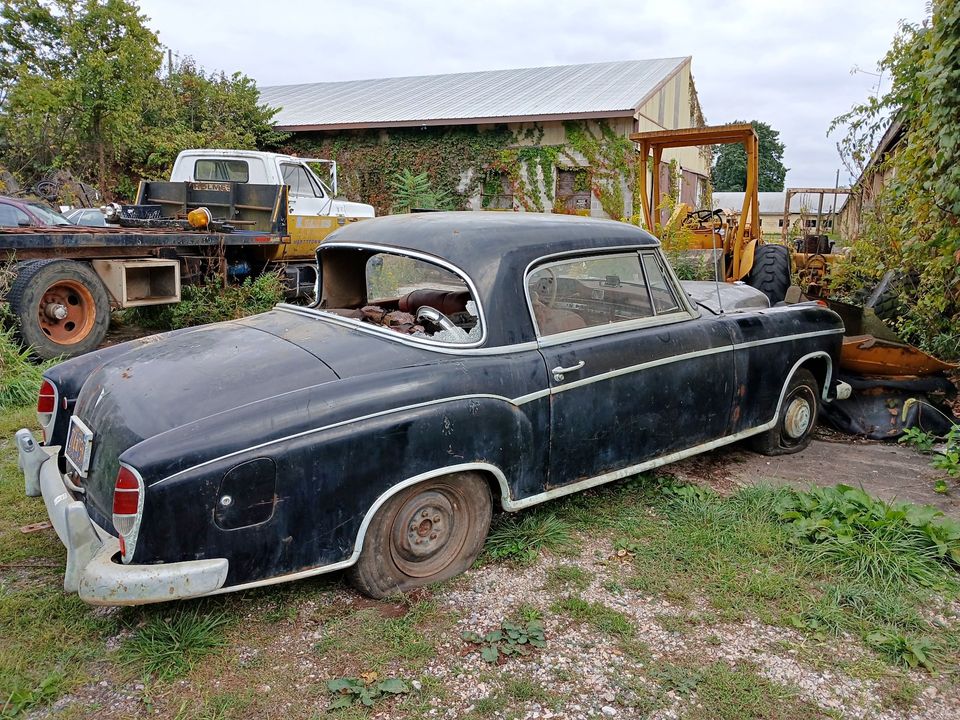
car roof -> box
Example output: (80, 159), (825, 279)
(321, 212), (661, 347)
(324, 211), (658, 261)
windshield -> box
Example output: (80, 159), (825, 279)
(317, 247), (482, 346)
(27, 202), (72, 226)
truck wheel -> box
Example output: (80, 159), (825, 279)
(749, 369), (819, 456)
(349, 472), (492, 599)
(8, 259), (111, 360)
(746, 244), (792, 304)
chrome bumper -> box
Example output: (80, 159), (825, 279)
(16, 428), (229, 605)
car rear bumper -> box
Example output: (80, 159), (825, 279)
(16, 428), (229, 605)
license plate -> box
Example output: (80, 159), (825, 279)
(65, 416), (94, 477)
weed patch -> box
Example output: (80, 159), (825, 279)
(326, 676), (409, 710)
(462, 619), (546, 663)
(544, 564), (592, 592)
(0, 328), (54, 410)
(484, 512), (576, 564)
(122, 272), (284, 331)
(119, 608), (230, 681)
(551, 596), (634, 639)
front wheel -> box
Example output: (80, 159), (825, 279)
(746, 244), (792, 305)
(349, 472), (492, 599)
(749, 368), (820, 456)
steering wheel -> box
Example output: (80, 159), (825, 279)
(687, 208), (723, 226)
(416, 306), (459, 334)
(531, 268), (559, 307)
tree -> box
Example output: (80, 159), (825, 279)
(829, 2), (960, 359)
(711, 120), (788, 192)
(0, 0), (283, 199)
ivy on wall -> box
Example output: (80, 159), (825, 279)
(283, 119), (648, 221)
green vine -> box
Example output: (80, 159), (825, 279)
(284, 119), (645, 222)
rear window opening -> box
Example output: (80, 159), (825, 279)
(194, 159), (250, 183)
(317, 248), (482, 345)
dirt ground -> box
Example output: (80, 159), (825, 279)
(671, 431), (959, 517)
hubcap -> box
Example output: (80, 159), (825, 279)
(37, 280), (96, 345)
(390, 488), (468, 578)
(784, 396), (812, 439)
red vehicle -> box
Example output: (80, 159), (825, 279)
(0, 196), (74, 228)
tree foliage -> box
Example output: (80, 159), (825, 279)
(830, 2), (960, 359)
(0, 0), (283, 200)
(711, 120), (788, 192)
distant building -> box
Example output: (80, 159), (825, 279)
(836, 118), (905, 239)
(712, 191), (846, 238)
(259, 59), (709, 218)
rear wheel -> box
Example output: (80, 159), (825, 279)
(8, 259), (111, 359)
(349, 472), (492, 599)
(746, 244), (792, 304)
(749, 368), (819, 456)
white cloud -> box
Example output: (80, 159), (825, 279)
(136, 0), (927, 188)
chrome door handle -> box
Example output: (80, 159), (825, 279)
(552, 360), (585, 382)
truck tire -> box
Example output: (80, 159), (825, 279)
(746, 244), (792, 305)
(8, 259), (111, 360)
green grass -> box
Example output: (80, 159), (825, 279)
(684, 662), (827, 720)
(548, 476), (960, 671)
(551, 596), (635, 639)
(0, 329), (54, 411)
(543, 564), (592, 592)
(119, 607), (231, 681)
(484, 512), (577, 564)
(311, 601), (443, 673)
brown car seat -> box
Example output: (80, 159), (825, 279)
(398, 289), (470, 316)
(530, 293), (586, 335)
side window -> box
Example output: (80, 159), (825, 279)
(194, 159), (249, 182)
(281, 164), (321, 198)
(527, 253), (654, 336)
(0, 203), (30, 227)
(641, 252), (682, 314)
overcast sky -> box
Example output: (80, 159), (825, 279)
(136, 0), (928, 189)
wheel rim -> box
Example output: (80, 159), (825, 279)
(36, 280), (96, 345)
(389, 486), (469, 578)
(783, 389), (814, 441)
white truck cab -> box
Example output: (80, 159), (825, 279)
(170, 149), (374, 255)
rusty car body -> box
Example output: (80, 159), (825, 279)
(16, 212), (847, 605)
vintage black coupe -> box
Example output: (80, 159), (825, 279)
(17, 213), (847, 604)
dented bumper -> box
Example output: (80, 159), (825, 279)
(15, 429), (229, 605)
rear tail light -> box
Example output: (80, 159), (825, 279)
(37, 380), (58, 443)
(112, 464), (144, 563)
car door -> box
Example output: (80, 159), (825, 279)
(280, 161), (338, 257)
(529, 250), (737, 487)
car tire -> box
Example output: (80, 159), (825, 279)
(749, 368), (819, 456)
(349, 472), (492, 599)
(746, 244), (792, 305)
(8, 259), (111, 360)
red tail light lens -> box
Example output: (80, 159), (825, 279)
(112, 467), (140, 515)
(37, 380), (56, 414)
(112, 465), (143, 562)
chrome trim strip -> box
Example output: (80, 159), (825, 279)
(300, 241), (488, 349)
(204, 351), (834, 596)
(276, 303), (539, 356)
(504, 349), (833, 509)
(154, 394), (522, 486)
(535, 311), (694, 348)
(545, 328), (842, 396)
(207, 462), (511, 596)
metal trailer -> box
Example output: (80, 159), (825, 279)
(0, 182), (323, 360)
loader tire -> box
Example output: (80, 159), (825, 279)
(8, 259), (110, 360)
(746, 244), (792, 305)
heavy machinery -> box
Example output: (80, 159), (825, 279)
(630, 123), (793, 304)
(631, 124), (956, 439)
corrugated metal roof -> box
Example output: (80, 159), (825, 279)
(713, 191), (847, 215)
(260, 58), (689, 130)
